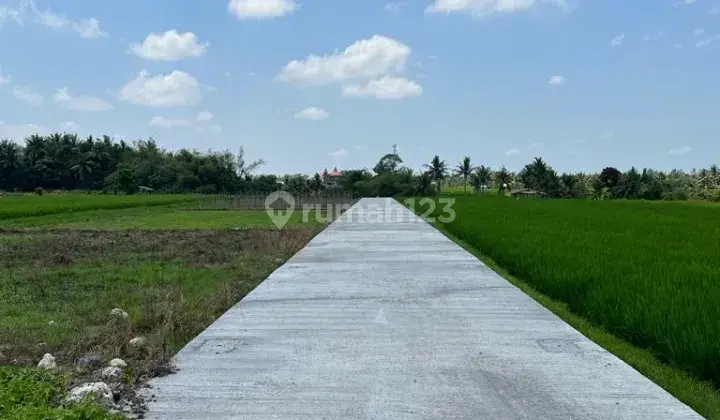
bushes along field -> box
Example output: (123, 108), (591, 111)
(430, 196), (720, 387)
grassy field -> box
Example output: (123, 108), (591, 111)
(0, 197), (329, 418)
(0, 205), (327, 229)
(0, 194), (195, 220)
(425, 196), (720, 408)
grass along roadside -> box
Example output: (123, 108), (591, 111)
(0, 227), (320, 418)
(0, 205), (331, 229)
(430, 222), (720, 419)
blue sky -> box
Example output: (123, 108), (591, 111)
(1, 0), (718, 175)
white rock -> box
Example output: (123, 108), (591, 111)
(66, 382), (113, 404)
(129, 336), (147, 348)
(47, 320), (57, 326)
(108, 358), (127, 368)
(37, 353), (56, 369)
(101, 366), (123, 379)
(110, 308), (130, 320)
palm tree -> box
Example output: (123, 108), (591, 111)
(236, 146), (266, 180)
(413, 170), (433, 196)
(455, 156), (473, 195)
(496, 166), (510, 195)
(424, 155), (448, 197)
(70, 158), (94, 190)
(472, 165), (492, 194)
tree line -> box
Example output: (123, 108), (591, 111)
(1, 133), (718, 201)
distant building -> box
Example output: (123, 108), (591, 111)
(321, 167), (343, 188)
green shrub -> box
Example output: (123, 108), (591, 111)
(0, 367), (122, 419)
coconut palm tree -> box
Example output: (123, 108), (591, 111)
(424, 155), (448, 197)
(472, 165), (492, 194)
(455, 156), (473, 195)
(496, 166), (511, 195)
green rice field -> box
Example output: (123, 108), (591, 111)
(429, 196), (720, 388)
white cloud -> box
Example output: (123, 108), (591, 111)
(72, 18), (107, 38)
(695, 34), (720, 47)
(529, 141), (543, 148)
(276, 35), (411, 85)
(149, 111), (220, 132)
(426, 0), (568, 18)
(329, 148), (348, 158)
(61, 121), (80, 131)
(228, 0), (297, 19)
(0, 72), (9, 85)
(674, 43), (684, 49)
(34, 6), (69, 29)
(130, 30), (208, 61)
(643, 32), (663, 41)
(0, 121), (49, 140)
(385, 2), (408, 12)
(710, 7), (719, 14)
(505, 148), (520, 156)
(343, 76), (422, 99)
(294, 107), (329, 120)
(196, 111), (214, 122)
(149, 116), (194, 128)
(693, 28), (705, 36)
(669, 145), (691, 155)
(120, 70), (202, 107)
(13, 86), (44, 106)
(54, 88), (112, 111)
(197, 124), (222, 133)
(0, 6), (23, 25)
(548, 75), (566, 85)
(1, 1), (107, 38)
(610, 34), (624, 47)
(675, 0), (697, 5)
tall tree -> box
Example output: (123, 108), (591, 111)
(424, 155), (448, 197)
(496, 166), (511, 195)
(472, 165), (492, 194)
(455, 156), (473, 195)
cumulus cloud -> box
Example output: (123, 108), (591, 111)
(54, 88), (113, 111)
(426, 0), (568, 18)
(61, 121), (80, 131)
(130, 30), (208, 61)
(72, 18), (107, 38)
(119, 70), (203, 107)
(0, 121), (49, 140)
(228, 0), (297, 19)
(342, 76), (422, 99)
(548, 75), (566, 85)
(13, 86), (44, 106)
(505, 148), (520, 156)
(149, 112), (221, 132)
(669, 145), (691, 155)
(610, 34), (624, 47)
(294, 107), (329, 120)
(0, 1), (106, 38)
(277, 35), (411, 85)
(384, 2), (408, 12)
(329, 148), (348, 158)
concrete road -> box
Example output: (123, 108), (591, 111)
(144, 198), (702, 420)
